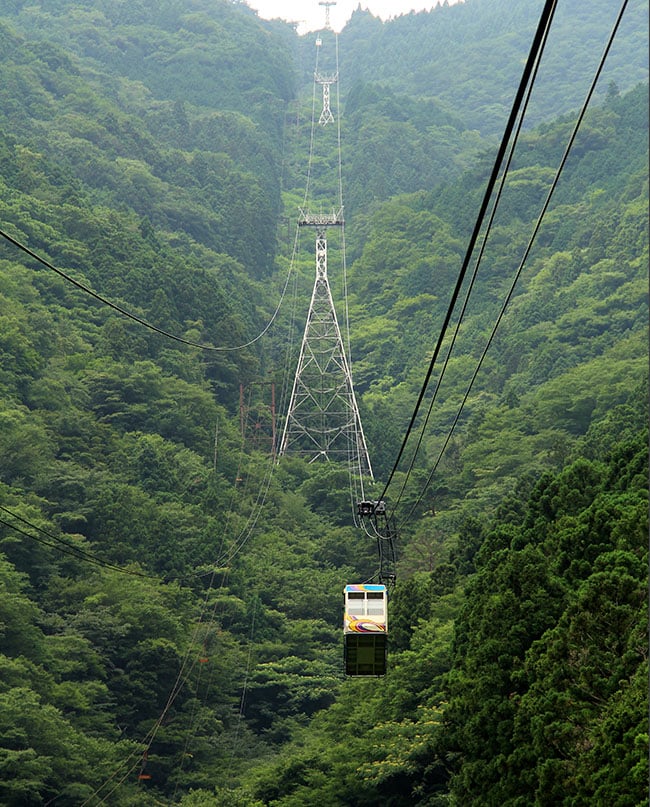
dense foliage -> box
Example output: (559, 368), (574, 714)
(0, 0), (646, 804)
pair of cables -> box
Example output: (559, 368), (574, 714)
(379, 0), (632, 528)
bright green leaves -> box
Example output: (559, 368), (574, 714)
(0, 685), (142, 806)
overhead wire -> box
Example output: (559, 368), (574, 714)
(334, 31), (369, 518)
(83, 448), (279, 802)
(80, 504), (268, 800)
(0, 224), (294, 353)
(171, 573), (253, 799)
(229, 597), (258, 762)
(398, 0), (632, 526)
(302, 34), (321, 210)
(0, 504), (155, 579)
(387, 0), (557, 517)
(0, 500), (261, 585)
(123, 456), (279, 794)
(214, 454), (278, 568)
(4, 481), (273, 800)
(376, 0), (560, 508)
(275, 229), (303, 457)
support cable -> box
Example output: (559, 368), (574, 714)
(302, 36), (321, 210)
(0, 506), (155, 579)
(275, 233), (302, 456)
(83, 442), (278, 801)
(230, 598), (258, 756)
(388, 0), (555, 515)
(334, 32), (368, 513)
(377, 0), (559, 507)
(398, 0), (631, 527)
(84, 557), (234, 803)
(0, 496), (262, 584)
(0, 226), (294, 353)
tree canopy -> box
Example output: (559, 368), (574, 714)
(0, 0), (647, 802)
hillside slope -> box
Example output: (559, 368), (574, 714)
(0, 1), (646, 804)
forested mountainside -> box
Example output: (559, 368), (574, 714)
(0, 0), (647, 804)
(339, 0), (649, 133)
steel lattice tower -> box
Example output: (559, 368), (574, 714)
(278, 209), (373, 477)
(279, 18), (372, 479)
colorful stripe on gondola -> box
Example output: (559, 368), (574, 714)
(345, 617), (386, 633)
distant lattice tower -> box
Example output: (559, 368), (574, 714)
(278, 208), (373, 477)
(318, 1), (336, 30)
(315, 71), (337, 126)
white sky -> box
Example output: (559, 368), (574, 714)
(247, 1), (462, 34)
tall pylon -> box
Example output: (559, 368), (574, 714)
(278, 208), (373, 477)
(278, 20), (372, 479)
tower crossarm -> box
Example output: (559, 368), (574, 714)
(298, 208), (344, 227)
(315, 72), (338, 85)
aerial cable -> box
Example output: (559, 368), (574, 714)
(173, 569), (248, 798)
(302, 35), (322, 209)
(399, 0), (631, 527)
(215, 454), (277, 568)
(87, 563), (233, 802)
(378, 0), (559, 504)
(392, 0), (628, 523)
(278, 227), (310, 434)
(215, 396), (280, 568)
(377, 0), (559, 507)
(229, 598), (258, 761)
(276, 233), (302, 450)
(0, 501), (241, 585)
(126, 451), (278, 793)
(0, 225), (294, 352)
(335, 34), (344, 215)
(334, 31), (367, 512)
(387, 0), (555, 517)
(163, 452), (279, 789)
(83, 644), (203, 804)
(89, 487), (272, 801)
(0, 505), (156, 579)
(80, 747), (144, 805)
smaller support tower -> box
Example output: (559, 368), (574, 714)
(239, 382), (277, 459)
(278, 209), (372, 477)
(315, 72), (338, 126)
(318, 0), (336, 30)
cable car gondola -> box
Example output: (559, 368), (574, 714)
(343, 583), (387, 676)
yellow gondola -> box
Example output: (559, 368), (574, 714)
(343, 584), (387, 676)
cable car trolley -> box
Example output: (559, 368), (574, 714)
(343, 583), (387, 676)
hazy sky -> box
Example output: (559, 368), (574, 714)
(247, 1), (462, 33)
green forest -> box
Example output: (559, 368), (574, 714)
(0, 0), (647, 804)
